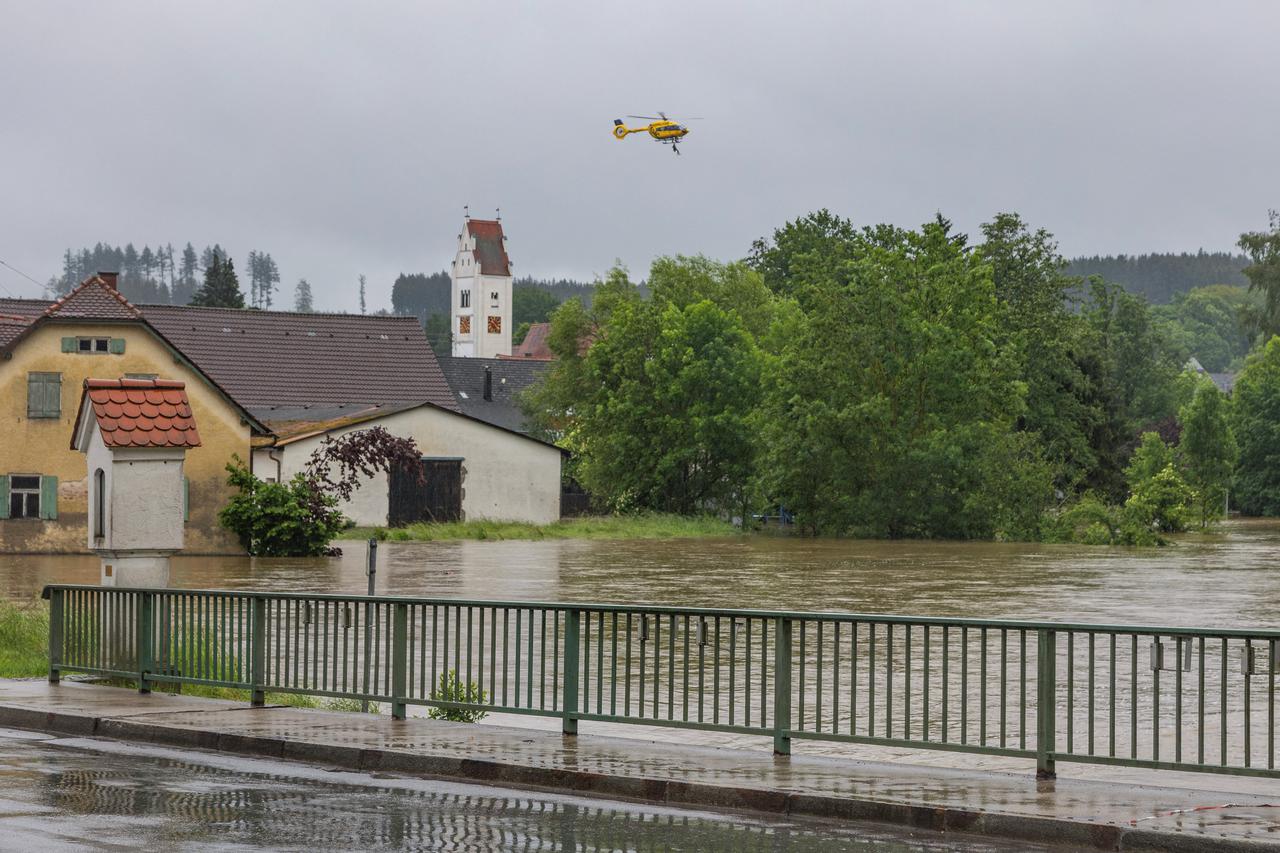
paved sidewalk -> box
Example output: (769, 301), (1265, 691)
(3, 679), (1280, 851)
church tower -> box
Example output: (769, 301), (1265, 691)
(451, 210), (513, 358)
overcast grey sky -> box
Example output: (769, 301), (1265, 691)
(1, 1), (1275, 310)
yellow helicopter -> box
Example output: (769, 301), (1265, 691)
(612, 112), (701, 155)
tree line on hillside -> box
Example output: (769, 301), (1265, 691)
(1065, 251), (1249, 304)
(521, 210), (1280, 540)
(51, 242), (287, 309)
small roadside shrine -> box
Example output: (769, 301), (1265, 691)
(71, 378), (200, 587)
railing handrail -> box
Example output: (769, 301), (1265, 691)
(40, 583), (1280, 639)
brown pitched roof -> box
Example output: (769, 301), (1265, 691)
(75, 378), (201, 449)
(141, 304), (460, 413)
(467, 219), (511, 277)
(505, 321), (554, 360)
(0, 313), (34, 348)
(45, 275), (142, 320)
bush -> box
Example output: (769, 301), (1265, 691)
(426, 669), (488, 722)
(219, 458), (346, 556)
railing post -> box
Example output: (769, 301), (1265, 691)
(250, 596), (267, 707)
(1036, 627), (1057, 779)
(47, 588), (64, 684)
(391, 602), (408, 720)
(136, 592), (153, 695)
(773, 616), (792, 755)
(562, 609), (580, 736)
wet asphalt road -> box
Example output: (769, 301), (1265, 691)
(0, 728), (1066, 852)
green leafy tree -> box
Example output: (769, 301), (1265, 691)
(1238, 211), (1280, 340)
(189, 255), (245, 308)
(1231, 336), (1280, 516)
(1125, 432), (1175, 491)
(1123, 464), (1194, 537)
(1177, 384), (1237, 526)
(528, 259), (765, 514)
(1153, 285), (1260, 372)
(513, 285), (561, 328)
(294, 278), (314, 312)
(980, 213), (1096, 493)
(756, 215), (1052, 538)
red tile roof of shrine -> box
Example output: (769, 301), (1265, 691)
(77, 378), (202, 448)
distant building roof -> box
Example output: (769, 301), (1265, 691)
(466, 219), (511, 277)
(505, 321), (554, 360)
(436, 355), (550, 434)
(74, 378), (201, 449)
(1208, 372), (1236, 394)
(141, 304), (459, 412)
(45, 273), (141, 321)
(1186, 356), (1237, 395)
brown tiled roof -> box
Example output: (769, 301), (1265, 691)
(141, 304), (459, 412)
(79, 378), (201, 448)
(506, 321), (554, 360)
(45, 275), (142, 320)
(0, 298), (60, 348)
(467, 219), (511, 277)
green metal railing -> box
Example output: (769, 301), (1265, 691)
(42, 584), (1280, 779)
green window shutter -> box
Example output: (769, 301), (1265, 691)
(183, 477), (190, 522)
(0, 475), (9, 520)
(109, 338), (126, 355)
(26, 373), (61, 418)
(61, 337), (76, 353)
(39, 476), (58, 520)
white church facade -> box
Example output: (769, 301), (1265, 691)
(451, 214), (513, 358)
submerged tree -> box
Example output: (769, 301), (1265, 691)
(1178, 383), (1237, 527)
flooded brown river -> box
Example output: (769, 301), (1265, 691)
(4, 518), (1278, 628)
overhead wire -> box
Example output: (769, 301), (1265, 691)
(0, 257), (47, 298)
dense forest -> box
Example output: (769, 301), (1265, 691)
(1065, 251), (1249, 304)
(522, 210), (1280, 538)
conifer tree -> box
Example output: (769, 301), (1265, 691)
(294, 278), (314, 313)
(358, 274), (367, 314)
(190, 255), (246, 308)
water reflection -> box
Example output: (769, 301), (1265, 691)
(0, 735), (1036, 851)
(4, 518), (1279, 628)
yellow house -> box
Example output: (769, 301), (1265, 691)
(2, 272), (561, 554)
(0, 274), (264, 553)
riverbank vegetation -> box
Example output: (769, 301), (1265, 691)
(350, 513), (735, 543)
(521, 210), (1280, 543)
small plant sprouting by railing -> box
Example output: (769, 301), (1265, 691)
(427, 669), (489, 722)
(42, 584), (1280, 780)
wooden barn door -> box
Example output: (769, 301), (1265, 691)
(388, 458), (462, 526)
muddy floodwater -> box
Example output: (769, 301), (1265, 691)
(4, 519), (1279, 628)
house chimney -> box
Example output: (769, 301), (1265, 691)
(483, 365), (493, 401)
(98, 271), (119, 290)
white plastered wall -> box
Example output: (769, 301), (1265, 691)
(274, 405), (562, 526)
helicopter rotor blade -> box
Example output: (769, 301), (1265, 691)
(627, 115), (664, 120)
